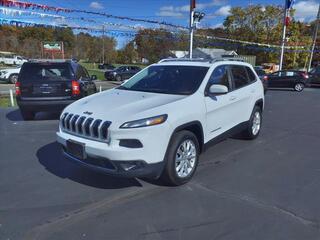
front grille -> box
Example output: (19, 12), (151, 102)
(60, 112), (111, 142)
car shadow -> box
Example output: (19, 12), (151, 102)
(37, 142), (142, 189)
(6, 109), (60, 122)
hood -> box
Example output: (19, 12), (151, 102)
(65, 89), (186, 123)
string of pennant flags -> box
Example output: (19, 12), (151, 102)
(1, 17), (317, 53)
(0, 0), (315, 53)
(0, 0), (188, 29)
(0, 7), (146, 31)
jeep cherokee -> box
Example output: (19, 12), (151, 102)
(57, 58), (264, 186)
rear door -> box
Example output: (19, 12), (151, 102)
(19, 62), (73, 99)
(228, 65), (254, 125)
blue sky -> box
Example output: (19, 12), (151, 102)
(0, 0), (319, 48)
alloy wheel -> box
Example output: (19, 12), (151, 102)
(175, 139), (197, 178)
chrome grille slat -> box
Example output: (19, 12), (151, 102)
(60, 113), (111, 142)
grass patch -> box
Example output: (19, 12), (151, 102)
(0, 96), (16, 108)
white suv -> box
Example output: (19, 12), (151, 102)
(57, 58), (264, 185)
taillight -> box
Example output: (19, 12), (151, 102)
(263, 75), (268, 81)
(302, 73), (309, 79)
(15, 82), (21, 96)
(71, 81), (80, 95)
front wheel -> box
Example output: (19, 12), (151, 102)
(160, 130), (200, 186)
(294, 83), (304, 92)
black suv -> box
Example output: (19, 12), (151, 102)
(104, 65), (141, 81)
(16, 60), (97, 120)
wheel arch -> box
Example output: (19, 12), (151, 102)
(255, 98), (264, 111)
(170, 121), (205, 153)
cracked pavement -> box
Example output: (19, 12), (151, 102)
(1, 89), (320, 239)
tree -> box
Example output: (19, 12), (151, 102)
(117, 41), (138, 64)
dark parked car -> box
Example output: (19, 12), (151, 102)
(309, 66), (320, 86)
(104, 65), (141, 81)
(264, 70), (309, 92)
(254, 68), (268, 93)
(98, 63), (115, 70)
(16, 60), (97, 120)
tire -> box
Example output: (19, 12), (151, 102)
(21, 110), (35, 121)
(9, 74), (18, 84)
(160, 130), (200, 186)
(240, 106), (262, 140)
(294, 83), (304, 92)
(115, 75), (122, 82)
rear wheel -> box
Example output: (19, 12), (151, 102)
(21, 110), (35, 121)
(294, 83), (304, 92)
(9, 74), (18, 84)
(160, 130), (199, 186)
(240, 106), (262, 140)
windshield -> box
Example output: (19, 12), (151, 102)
(118, 65), (209, 95)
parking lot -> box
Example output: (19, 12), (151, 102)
(1, 89), (320, 240)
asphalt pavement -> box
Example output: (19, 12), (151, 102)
(1, 89), (320, 240)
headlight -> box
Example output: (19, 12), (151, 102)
(0, 71), (7, 75)
(120, 114), (168, 129)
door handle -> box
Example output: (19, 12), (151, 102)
(229, 96), (236, 101)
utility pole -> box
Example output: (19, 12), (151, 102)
(279, 8), (289, 70)
(102, 25), (105, 64)
(308, 4), (320, 71)
(189, 0), (196, 59)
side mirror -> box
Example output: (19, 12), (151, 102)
(91, 75), (97, 81)
(208, 84), (228, 95)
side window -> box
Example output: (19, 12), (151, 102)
(246, 67), (256, 83)
(230, 65), (250, 89)
(207, 65), (230, 89)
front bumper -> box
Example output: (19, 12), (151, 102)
(61, 148), (164, 178)
(56, 122), (171, 178)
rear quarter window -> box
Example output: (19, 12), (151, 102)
(246, 67), (257, 82)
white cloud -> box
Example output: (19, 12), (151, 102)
(156, 11), (184, 18)
(89, 1), (104, 10)
(293, 0), (319, 22)
(214, 5), (231, 16)
(211, 23), (224, 28)
(156, 0), (226, 19)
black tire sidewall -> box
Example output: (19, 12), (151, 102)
(21, 110), (34, 120)
(163, 130), (200, 186)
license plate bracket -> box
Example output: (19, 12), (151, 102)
(66, 140), (86, 160)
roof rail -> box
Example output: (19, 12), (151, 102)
(210, 57), (245, 63)
(158, 57), (245, 64)
(28, 59), (72, 63)
(158, 58), (209, 63)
